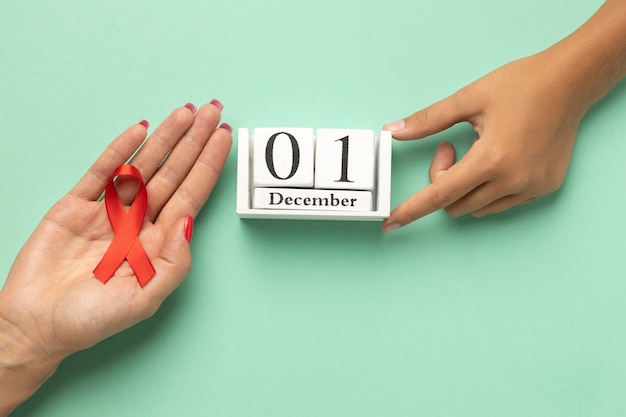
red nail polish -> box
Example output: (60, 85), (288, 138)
(184, 216), (194, 243)
(184, 103), (197, 114)
(138, 120), (149, 129)
(210, 99), (224, 111)
(219, 122), (233, 133)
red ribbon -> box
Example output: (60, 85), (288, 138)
(93, 164), (155, 287)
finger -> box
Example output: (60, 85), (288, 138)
(382, 153), (488, 232)
(143, 216), (193, 303)
(382, 90), (473, 141)
(429, 142), (456, 182)
(145, 102), (223, 221)
(445, 165), (533, 216)
(471, 195), (538, 218)
(70, 121), (149, 201)
(128, 104), (196, 183)
(442, 181), (510, 217)
(155, 125), (232, 230)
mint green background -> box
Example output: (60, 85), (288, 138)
(2, 0), (625, 416)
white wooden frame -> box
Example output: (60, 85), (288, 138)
(236, 128), (392, 221)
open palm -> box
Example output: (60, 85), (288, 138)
(0, 102), (231, 360)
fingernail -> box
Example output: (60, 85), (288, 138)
(383, 119), (405, 132)
(184, 216), (194, 242)
(184, 103), (197, 114)
(210, 99), (224, 111)
(219, 122), (233, 133)
(383, 222), (401, 233)
(138, 120), (150, 129)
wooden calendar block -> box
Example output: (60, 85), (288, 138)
(253, 128), (315, 188)
(314, 129), (376, 191)
(237, 128), (392, 221)
(253, 188), (373, 211)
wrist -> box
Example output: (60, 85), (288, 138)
(543, 0), (626, 113)
(0, 294), (65, 415)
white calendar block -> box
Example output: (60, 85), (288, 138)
(253, 128), (315, 188)
(314, 129), (375, 191)
(237, 128), (392, 221)
(253, 188), (373, 211)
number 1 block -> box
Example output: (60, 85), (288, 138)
(314, 129), (375, 191)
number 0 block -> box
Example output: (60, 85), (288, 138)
(253, 128), (315, 188)
(237, 127), (392, 221)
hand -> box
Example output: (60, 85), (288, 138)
(381, 52), (588, 232)
(0, 102), (231, 402)
(382, 0), (626, 233)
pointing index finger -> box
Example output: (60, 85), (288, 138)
(382, 153), (487, 231)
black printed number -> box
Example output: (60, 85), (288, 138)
(265, 132), (300, 180)
(265, 133), (354, 183)
(335, 136), (353, 183)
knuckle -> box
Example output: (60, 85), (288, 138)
(158, 163), (184, 188)
(485, 147), (507, 169)
(509, 172), (531, 191)
(398, 202), (420, 224)
(526, 172), (563, 197)
(430, 186), (455, 210)
(407, 109), (430, 136)
(444, 206), (463, 218)
(172, 106), (194, 125)
(177, 185), (205, 215)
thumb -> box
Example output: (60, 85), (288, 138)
(148, 216), (194, 299)
(383, 91), (471, 140)
(429, 142), (456, 183)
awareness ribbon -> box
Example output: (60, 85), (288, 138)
(93, 164), (155, 286)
